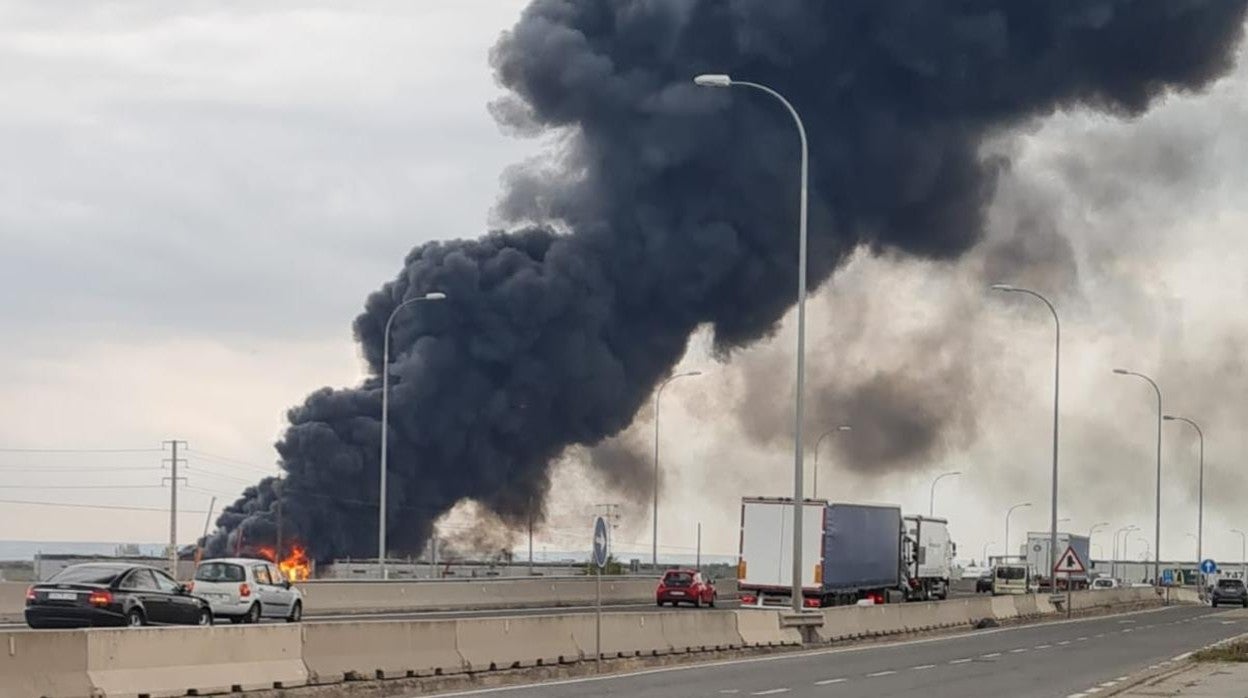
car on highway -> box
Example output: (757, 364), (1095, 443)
(1211, 578), (1248, 608)
(975, 568), (994, 593)
(992, 563), (1032, 595)
(1091, 577), (1120, 590)
(25, 562), (212, 628)
(191, 557), (303, 623)
(656, 569), (716, 607)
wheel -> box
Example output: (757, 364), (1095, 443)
(286, 601), (303, 623)
(657, 600), (665, 607)
(244, 603), (261, 624)
(126, 608), (146, 628)
(1212, 601), (1219, 608)
(197, 608), (213, 626)
(693, 596), (702, 608)
(229, 616), (245, 624)
(708, 594), (716, 608)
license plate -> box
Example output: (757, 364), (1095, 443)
(670, 591), (685, 596)
(48, 592), (77, 601)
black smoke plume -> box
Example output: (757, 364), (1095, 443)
(204, 1), (1248, 561)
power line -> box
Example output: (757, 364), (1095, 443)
(0, 447), (163, 453)
(185, 449), (275, 474)
(0, 484), (164, 490)
(0, 498), (212, 514)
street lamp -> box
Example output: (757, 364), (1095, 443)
(696, 73), (810, 613)
(812, 425), (852, 499)
(982, 540), (996, 566)
(1233, 529), (1246, 580)
(1134, 535), (1150, 564)
(379, 291), (447, 579)
(1164, 415), (1204, 576)
(1005, 502), (1032, 562)
(929, 471), (961, 517)
(651, 370), (702, 568)
(991, 284), (1060, 579)
(1113, 525), (1138, 579)
(1113, 368), (1163, 586)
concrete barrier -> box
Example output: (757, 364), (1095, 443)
(0, 630), (94, 698)
(990, 595), (1019, 620)
(898, 601), (942, 632)
(735, 611), (801, 647)
(581, 611), (670, 658)
(660, 611), (743, 653)
(302, 620), (464, 683)
(0, 583), (27, 621)
(1013, 595), (1040, 616)
(86, 625), (307, 697)
(817, 605), (866, 642)
(456, 615), (586, 671)
(299, 577), (658, 615)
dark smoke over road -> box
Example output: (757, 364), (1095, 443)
(204, 1), (1248, 560)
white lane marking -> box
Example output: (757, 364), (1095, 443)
(911, 664), (936, 670)
(430, 606), (1216, 696)
(1035, 644), (1052, 649)
(1067, 694), (1088, 698)
(981, 652), (1002, 658)
(866, 670), (897, 678)
(1173, 652), (1193, 662)
(1009, 648), (1028, 653)
(751, 690), (790, 696)
(1115, 677), (1129, 682)
(949, 658), (973, 664)
(1122, 628), (1133, 633)
(1222, 621), (1237, 625)
(815, 678), (847, 686)
(1118, 620), (1136, 624)
(1085, 688), (1102, 694)
(1098, 681), (1119, 688)
(1077, 636), (1089, 641)
(1058, 640), (1071, 645)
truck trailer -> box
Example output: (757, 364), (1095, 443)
(1023, 532), (1091, 590)
(903, 515), (954, 601)
(737, 497), (912, 608)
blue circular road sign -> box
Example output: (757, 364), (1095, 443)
(1201, 559), (1217, 575)
(593, 516), (610, 569)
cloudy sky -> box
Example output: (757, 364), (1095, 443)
(3, 2), (1248, 570)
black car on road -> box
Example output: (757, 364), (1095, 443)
(975, 568), (994, 593)
(25, 563), (213, 628)
(1211, 578), (1248, 608)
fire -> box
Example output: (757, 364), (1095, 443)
(257, 544), (313, 582)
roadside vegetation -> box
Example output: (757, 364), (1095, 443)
(1193, 640), (1248, 662)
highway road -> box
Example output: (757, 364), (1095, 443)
(435, 605), (1248, 698)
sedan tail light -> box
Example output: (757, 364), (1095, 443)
(88, 590), (113, 606)
(239, 583), (251, 598)
(25, 586), (36, 602)
(803, 597), (821, 608)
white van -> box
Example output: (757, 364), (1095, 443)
(992, 563), (1031, 596)
(190, 558), (303, 623)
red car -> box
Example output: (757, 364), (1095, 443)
(656, 569), (716, 607)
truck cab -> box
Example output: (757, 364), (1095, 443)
(992, 563), (1031, 595)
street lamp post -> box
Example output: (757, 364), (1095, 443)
(696, 73), (809, 613)
(1164, 415), (1204, 579)
(982, 540), (996, 566)
(812, 425), (852, 499)
(379, 291), (447, 580)
(1233, 529), (1246, 580)
(651, 370), (702, 569)
(929, 471), (961, 518)
(1005, 502), (1032, 562)
(1113, 525), (1137, 580)
(1114, 368), (1163, 586)
(992, 285), (1060, 578)
(1089, 522), (1109, 572)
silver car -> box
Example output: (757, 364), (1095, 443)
(190, 558), (303, 623)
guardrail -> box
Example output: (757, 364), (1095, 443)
(0, 587), (1177, 697)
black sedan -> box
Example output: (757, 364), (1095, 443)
(976, 568), (994, 593)
(25, 563), (213, 629)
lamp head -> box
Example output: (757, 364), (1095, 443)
(1113, 368), (1129, 375)
(694, 74), (732, 88)
(990, 283), (1016, 292)
(422, 292), (448, 301)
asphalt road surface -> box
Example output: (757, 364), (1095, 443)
(433, 605), (1248, 698)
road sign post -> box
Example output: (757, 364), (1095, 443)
(1200, 559), (1217, 601)
(1054, 544), (1087, 618)
(593, 515), (610, 671)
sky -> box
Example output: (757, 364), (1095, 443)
(2, 2), (1248, 569)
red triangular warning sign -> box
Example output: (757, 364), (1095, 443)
(1053, 544), (1086, 574)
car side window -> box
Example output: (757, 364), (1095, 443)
(269, 565), (285, 585)
(120, 569), (158, 591)
(252, 565), (272, 586)
(152, 570), (180, 593)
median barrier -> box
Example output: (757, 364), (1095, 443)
(579, 611), (670, 658)
(0, 583), (26, 620)
(86, 625), (306, 697)
(299, 577), (657, 615)
(735, 610), (802, 647)
(897, 601), (941, 631)
(990, 595), (1018, 619)
(455, 615), (586, 671)
(0, 630), (93, 698)
(817, 604), (863, 642)
(302, 620), (464, 683)
(1035, 594), (1057, 615)
(659, 611), (743, 653)
(1013, 595), (1040, 617)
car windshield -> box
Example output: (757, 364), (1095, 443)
(663, 572), (694, 587)
(48, 565), (125, 585)
(195, 562), (246, 582)
(1218, 579), (1244, 589)
(996, 567), (1026, 580)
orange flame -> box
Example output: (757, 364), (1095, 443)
(257, 544), (313, 582)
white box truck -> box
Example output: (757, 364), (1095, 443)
(1024, 532), (1091, 590)
(737, 497), (905, 608)
(903, 515), (953, 601)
